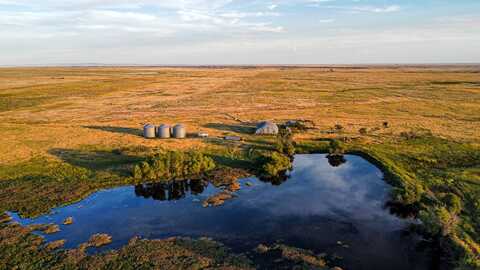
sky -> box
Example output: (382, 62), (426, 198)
(1, 0), (479, 65)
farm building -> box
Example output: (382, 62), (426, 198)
(143, 124), (156, 138)
(198, 132), (209, 138)
(224, 136), (242, 141)
(157, 124), (171, 138)
(172, 124), (186, 138)
(255, 121), (279, 135)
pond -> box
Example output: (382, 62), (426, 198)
(10, 154), (434, 270)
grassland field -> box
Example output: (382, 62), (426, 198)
(0, 66), (479, 269)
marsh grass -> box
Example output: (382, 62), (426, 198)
(0, 222), (253, 269)
(0, 153), (132, 217)
(86, 233), (112, 248)
(355, 137), (480, 267)
(0, 66), (479, 267)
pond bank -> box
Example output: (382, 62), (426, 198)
(7, 154), (437, 270)
(0, 136), (478, 268)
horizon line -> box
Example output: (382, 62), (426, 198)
(2, 63), (480, 68)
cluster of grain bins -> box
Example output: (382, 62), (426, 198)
(144, 120), (281, 141)
(143, 124), (186, 139)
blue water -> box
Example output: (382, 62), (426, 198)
(10, 154), (433, 270)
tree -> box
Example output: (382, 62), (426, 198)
(275, 128), (295, 157)
(132, 151), (216, 181)
(328, 139), (345, 156)
(419, 206), (459, 237)
(262, 152), (292, 178)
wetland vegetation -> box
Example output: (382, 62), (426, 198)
(8, 154), (433, 270)
(0, 66), (479, 269)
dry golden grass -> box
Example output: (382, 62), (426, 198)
(0, 66), (479, 268)
(86, 233), (112, 248)
(1, 66), (479, 165)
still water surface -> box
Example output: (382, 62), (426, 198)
(11, 154), (433, 270)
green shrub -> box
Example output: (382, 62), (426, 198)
(285, 120), (316, 133)
(392, 182), (424, 205)
(132, 151), (216, 181)
(359, 128), (368, 135)
(275, 128), (295, 157)
(419, 206), (459, 237)
(419, 208), (443, 236)
(261, 152), (292, 178)
(328, 139), (345, 155)
(132, 164), (143, 179)
(443, 193), (463, 215)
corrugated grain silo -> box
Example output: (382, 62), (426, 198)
(158, 124), (171, 139)
(172, 124), (186, 139)
(143, 124), (156, 139)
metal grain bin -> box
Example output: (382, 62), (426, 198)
(172, 124), (186, 139)
(143, 124), (156, 139)
(158, 124), (171, 139)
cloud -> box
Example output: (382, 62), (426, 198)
(309, 0), (336, 3)
(308, 1), (401, 13)
(351, 5), (401, 13)
(249, 23), (285, 33)
(0, 0), (285, 38)
(0, 1), (479, 65)
(319, 19), (334, 23)
(268, 4), (278, 10)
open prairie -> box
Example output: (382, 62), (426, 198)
(1, 66), (479, 269)
(1, 66), (479, 164)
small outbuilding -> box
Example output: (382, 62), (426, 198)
(255, 121), (279, 135)
(198, 132), (209, 138)
(172, 124), (186, 138)
(224, 136), (242, 141)
(143, 124), (156, 138)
